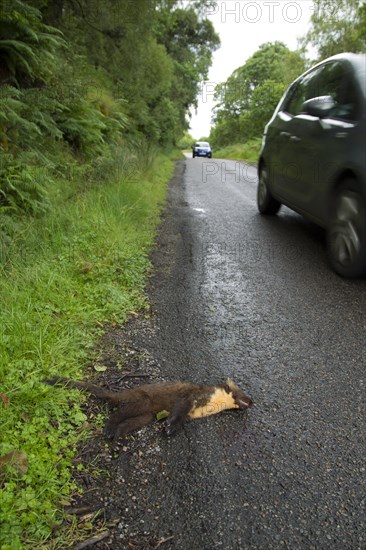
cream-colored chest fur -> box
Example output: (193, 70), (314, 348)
(188, 388), (238, 419)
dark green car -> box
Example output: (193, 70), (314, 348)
(258, 53), (366, 277)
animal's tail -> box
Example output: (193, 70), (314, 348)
(43, 376), (115, 401)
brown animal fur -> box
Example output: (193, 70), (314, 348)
(44, 377), (253, 438)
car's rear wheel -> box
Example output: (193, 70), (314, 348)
(257, 166), (281, 215)
(327, 179), (366, 277)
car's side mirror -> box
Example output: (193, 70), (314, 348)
(302, 96), (336, 118)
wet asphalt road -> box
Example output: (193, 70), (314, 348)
(111, 157), (366, 549)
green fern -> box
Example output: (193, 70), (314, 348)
(0, 153), (50, 214)
(55, 97), (107, 151)
(0, 86), (41, 147)
(0, 1), (64, 86)
(0, 85), (65, 151)
(0, 1), (134, 219)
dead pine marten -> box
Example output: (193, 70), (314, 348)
(44, 377), (253, 439)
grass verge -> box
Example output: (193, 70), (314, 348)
(214, 137), (262, 164)
(0, 149), (176, 549)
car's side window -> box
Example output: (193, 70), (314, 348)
(283, 69), (320, 116)
(314, 61), (359, 121)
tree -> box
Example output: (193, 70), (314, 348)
(155, 4), (220, 133)
(42, 0), (220, 145)
(302, 0), (366, 59)
(211, 42), (306, 147)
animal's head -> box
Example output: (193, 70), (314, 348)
(225, 378), (253, 409)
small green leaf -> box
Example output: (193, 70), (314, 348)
(93, 364), (107, 372)
(156, 410), (169, 421)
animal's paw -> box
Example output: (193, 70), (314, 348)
(103, 422), (116, 440)
(165, 419), (182, 436)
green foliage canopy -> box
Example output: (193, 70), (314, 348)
(302, 0), (366, 59)
(0, 0), (220, 215)
(40, 0), (220, 146)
